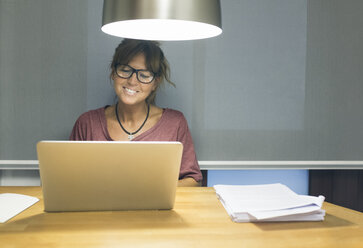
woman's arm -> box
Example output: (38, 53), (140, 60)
(175, 112), (203, 186)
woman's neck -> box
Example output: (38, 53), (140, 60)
(116, 101), (149, 124)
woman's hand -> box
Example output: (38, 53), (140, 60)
(178, 177), (201, 187)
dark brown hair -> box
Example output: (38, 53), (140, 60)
(110, 39), (174, 104)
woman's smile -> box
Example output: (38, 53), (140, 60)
(123, 86), (139, 96)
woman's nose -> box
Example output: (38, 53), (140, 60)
(127, 72), (139, 85)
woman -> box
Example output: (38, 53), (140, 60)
(69, 39), (202, 186)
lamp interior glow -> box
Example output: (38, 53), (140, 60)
(101, 19), (223, 41)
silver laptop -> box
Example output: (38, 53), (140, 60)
(37, 141), (183, 212)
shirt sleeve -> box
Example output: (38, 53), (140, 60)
(177, 114), (203, 182)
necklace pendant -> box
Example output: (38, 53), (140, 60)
(115, 102), (150, 142)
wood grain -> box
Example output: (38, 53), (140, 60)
(1, 187), (362, 248)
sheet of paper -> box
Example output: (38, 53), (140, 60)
(248, 202), (324, 220)
(214, 183), (325, 222)
(232, 210), (326, 222)
(0, 193), (39, 223)
(215, 184), (323, 212)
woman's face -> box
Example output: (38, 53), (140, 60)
(113, 53), (157, 106)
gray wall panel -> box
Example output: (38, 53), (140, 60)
(0, 0), (88, 159)
(0, 0), (362, 163)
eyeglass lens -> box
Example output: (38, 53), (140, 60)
(116, 65), (154, 84)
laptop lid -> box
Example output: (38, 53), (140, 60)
(37, 141), (183, 212)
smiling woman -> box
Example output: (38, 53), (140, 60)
(69, 39), (202, 187)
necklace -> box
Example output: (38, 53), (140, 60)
(115, 102), (150, 140)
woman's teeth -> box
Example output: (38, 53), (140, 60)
(125, 87), (137, 95)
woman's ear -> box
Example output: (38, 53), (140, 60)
(111, 71), (116, 81)
(152, 77), (160, 91)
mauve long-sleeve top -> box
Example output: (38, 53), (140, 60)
(69, 106), (202, 182)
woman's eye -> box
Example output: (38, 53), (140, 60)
(140, 72), (152, 78)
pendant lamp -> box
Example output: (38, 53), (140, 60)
(101, 0), (222, 41)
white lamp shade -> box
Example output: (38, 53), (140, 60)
(101, 0), (222, 41)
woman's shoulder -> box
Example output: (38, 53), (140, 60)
(75, 106), (107, 123)
(160, 108), (188, 127)
(158, 108), (192, 141)
(70, 106), (109, 141)
(163, 108), (185, 120)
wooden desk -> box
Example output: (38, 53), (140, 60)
(1, 187), (362, 248)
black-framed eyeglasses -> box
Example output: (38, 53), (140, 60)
(115, 64), (155, 84)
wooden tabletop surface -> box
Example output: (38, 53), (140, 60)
(1, 187), (362, 248)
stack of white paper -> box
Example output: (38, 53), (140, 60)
(214, 183), (325, 222)
(0, 193), (39, 223)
